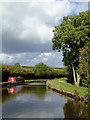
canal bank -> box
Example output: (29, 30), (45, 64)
(46, 79), (88, 103)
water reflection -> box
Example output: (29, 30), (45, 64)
(20, 85), (47, 99)
(2, 85), (24, 103)
(7, 87), (16, 94)
(63, 100), (88, 119)
(2, 85), (47, 103)
(2, 85), (89, 119)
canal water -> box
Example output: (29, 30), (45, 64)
(1, 84), (88, 119)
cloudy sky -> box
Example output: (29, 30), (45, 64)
(0, 0), (89, 67)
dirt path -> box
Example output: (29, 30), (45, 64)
(59, 80), (67, 83)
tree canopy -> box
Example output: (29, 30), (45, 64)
(14, 63), (21, 68)
(52, 11), (89, 86)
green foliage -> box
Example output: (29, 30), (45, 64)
(52, 11), (89, 85)
(84, 93), (90, 105)
(2, 63), (67, 82)
(35, 63), (53, 78)
(79, 40), (90, 87)
(2, 64), (12, 81)
(14, 63), (21, 68)
(35, 62), (48, 76)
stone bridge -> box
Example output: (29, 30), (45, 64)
(25, 80), (47, 86)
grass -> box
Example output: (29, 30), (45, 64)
(56, 77), (69, 82)
(47, 78), (88, 96)
(0, 82), (8, 84)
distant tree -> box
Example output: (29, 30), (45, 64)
(35, 63), (58, 78)
(35, 63), (49, 77)
(2, 64), (11, 82)
(35, 63), (48, 70)
(14, 63), (21, 68)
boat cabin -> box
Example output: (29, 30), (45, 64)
(8, 76), (25, 83)
(16, 76), (25, 83)
(8, 77), (16, 83)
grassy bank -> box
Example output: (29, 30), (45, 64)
(0, 82), (8, 85)
(47, 78), (88, 96)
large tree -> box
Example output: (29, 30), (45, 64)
(79, 40), (90, 86)
(52, 11), (89, 86)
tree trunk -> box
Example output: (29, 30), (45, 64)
(76, 72), (80, 86)
(72, 63), (77, 85)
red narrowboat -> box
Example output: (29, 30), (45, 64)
(8, 77), (16, 83)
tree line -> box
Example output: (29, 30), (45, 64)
(1, 62), (67, 82)
(52, 10), (90, 87)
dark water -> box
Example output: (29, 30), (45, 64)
(1, 84), (88, 119)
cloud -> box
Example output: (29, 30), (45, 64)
(39, 53), (52, 57)
(44, 53), (52, 56)
(74, 2), (88, 14)
(0, 52), (39, 65)
(71, 0), (89, 2)
(0, 52), (63, 67)
(28, 51), (64, 67)
(1, 0), (89, 3)
(0, 53), (13, 64)
(1, 1), (88, 67)
(19, 16), (53, 44)
(19, 0), (73, 44)
(2, 1), (88, 54)
(43, 58), (48, 61)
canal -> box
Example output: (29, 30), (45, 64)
(1, 83), (88, 119)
